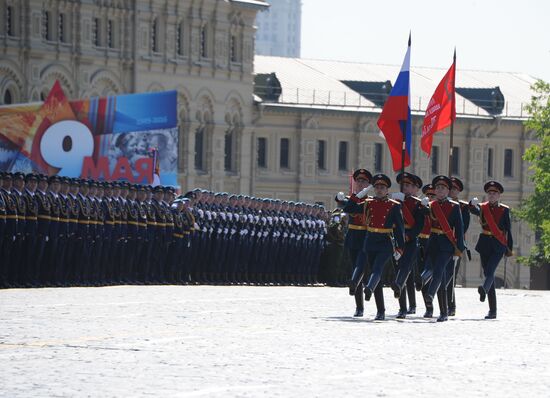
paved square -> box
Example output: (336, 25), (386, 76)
(1, 286), (549, 397)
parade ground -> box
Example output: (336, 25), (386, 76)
(1, 285), (549, 397)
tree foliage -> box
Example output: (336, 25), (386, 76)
(516, 80), (550, 266)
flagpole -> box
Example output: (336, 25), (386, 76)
(448, 49), (456, 176)
(400, 33), (411, 189)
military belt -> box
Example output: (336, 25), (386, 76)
(38, 215), (51, 221)
(482, 230), (494, 236)
(418, 233), (430, 239)
(367, 227), (392, 233)
(173, 233), (184, 238)
(5, 214), (19, 220)
(431, 228), (446, 235)
(348, 224), (368, 231)
(26, 216), (38, 221)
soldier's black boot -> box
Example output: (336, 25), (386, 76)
(407, 306), (416, 315)
(423, 307), (433, 318)
(396, 309), (407, 319)
(397, 292), (407, 318)
(353, 308), (364, 317)
(436, 289), (448, 322)
(374, 311), (385, 321)
(478, 285), (486, 302)
(485, 311), (497, 319)
(391, 282), (401, 299)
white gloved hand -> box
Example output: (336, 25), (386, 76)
(193, 222), (199, 230)
(356, 185), (373, 199)
(391, 192), (405, 202)
(336, 191), (346, 201)
(393, 251), (402, 261)
(470, 197), (479, 207)
(45, 236), (49, 242)
(453, 255), (460, 261)
(421, 197), (430, 207)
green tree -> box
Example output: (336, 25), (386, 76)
(516, 80), (550, 266)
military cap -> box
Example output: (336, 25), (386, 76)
(153, 185), (164, 193)
(103, 181), (112, 188)
(48, 175), (61, 184)
(414, 175), (423, 189)
(372, 173), (391, 188)
(1, 172), (13, 180)
(396, 172), (417, 186)
(422, 184), (435, 195)
(80, 179), (90, 187)
(60, 176), (69, 184)
(144, 185), (152, 192)
(25, 173), (38, 182)
(353, 168), (373, 182)
(69, 178), (80, 186)
(37, 174), (49, 182)
(184, 191), (196, 199)
(13, 171), (25, 180)
(432, 175), (452, 190)
(484, 180), (504, 194)
(450, 177), (464, 192)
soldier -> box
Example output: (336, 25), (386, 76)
(11, 172), (27, 286)
(35, 174), (51, 286)
(390, 173), (429, 319)
(417, 184), (436, 317)
(445, 177), (471, 316)
(335, 168), (372, 317)
(420, 175), (465, 322)
(0, 172), (15, 288)
(469, 181), (513, 319)
(151, 186), (167, 283)
(338, 174), (405, 320)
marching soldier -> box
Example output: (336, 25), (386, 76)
(35, 174), (51, 285)
(11, 172), (27, 286)
(421, 175), (465, 322)
(390, 172), (429, 319)
(335, 168), (373, 317)
(338, 174), (405, 320)
(418, 184), (436, 317)
(446, 177), (471, 316)
(469, 181), (513, 319)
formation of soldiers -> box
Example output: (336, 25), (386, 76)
(336, 169), (513, 321)
(0, 171), (327, 289)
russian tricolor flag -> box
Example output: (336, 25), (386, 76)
(377, 35), (412, 171)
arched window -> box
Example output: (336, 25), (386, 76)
(43, 11), (51, 40)
(151, 18), (158, 52)
(3, 89), (13, 105)
(93, 17), (100, 46)
(200, 24), (208, 58)
(224, 129), (234, 171)
(176, 22), (184, 55)
(230, 35), (237, 63)
(6, 6), (14, 36)
(58, 13), (65, 42)
(107, 19), (114, 48)
(195, 126), (205, 171)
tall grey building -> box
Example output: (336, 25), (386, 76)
(255, 0), (301, 57)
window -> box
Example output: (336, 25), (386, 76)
(450, 146), (460, 175)
(107, 20), (114, 48)
(152, 18), (158, 52)
(338, 142), (348, 171)
(93, 18), (100, 46)
(431, 146), (440, 175)
(200, 25), (208, 58)
(176, 22), (184, 55)
(504, 149), (513, 177)
(3, 89), (13, 105)
(257, 137), (267, 168)
(58, 13), (65, 42)
(195, 127), (204, 171)
(280, 138), (289, 169)
(6, 6), (14, 36)
(43, 11), (51, 40)
(317, 140), (326, 171)
(224, 131), (233, 171)
(374, 143), (383, 172)
(230, 35), (237, 62)
(487, 148), (493, 177)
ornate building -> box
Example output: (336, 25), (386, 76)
(0, 0), (539, 289)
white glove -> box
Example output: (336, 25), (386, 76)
(45, 236), (49, 242)
(202, 227), (207, 233)
(193, 222), (199, 230)
(393, 251), (402, 261)
(471, 197), (479, 207)
(223, 228), (228, 234)
(391, 192), (405, 202)
(283, 232), (288, 238)
(251, 231), (255, 237)
(231, 229), (236, 235)
(217, 228), (222, 234)
(336, 192), (346, 201)
(356, 185), (373, 199)
(421, 197), (430, 207)
(453, 255), (460, 261)
(263, 231), (268, 237)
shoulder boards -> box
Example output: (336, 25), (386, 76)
(448, 199), (459, 206)
(388, 199), (400, 205)
(500, 203), (510, 209)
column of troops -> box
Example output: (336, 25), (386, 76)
(0, 171), (327, 288)
(337, 169), (513, 322)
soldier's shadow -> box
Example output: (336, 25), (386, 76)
(319, 316), (435, 324)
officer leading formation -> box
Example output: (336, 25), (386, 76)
(0, 172), (327, 288)
(336, 169), (514, 321)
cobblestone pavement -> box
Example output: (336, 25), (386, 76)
(1, 285), (550, 397)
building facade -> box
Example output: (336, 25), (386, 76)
(0, 0), (538, 289)
(254, 0), (301, 57)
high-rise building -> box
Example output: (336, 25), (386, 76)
(255, 0), (301, 57)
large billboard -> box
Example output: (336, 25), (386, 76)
(0, 81), (178, 186)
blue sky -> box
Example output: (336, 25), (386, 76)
(301, 0), (550, 82)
